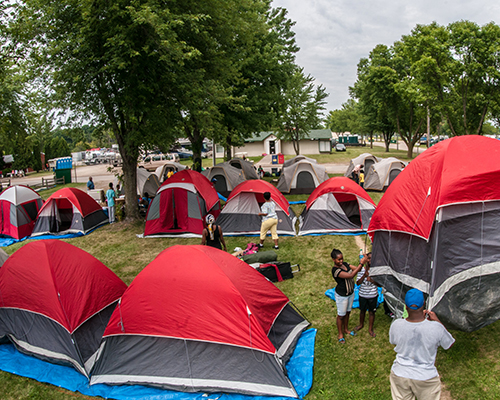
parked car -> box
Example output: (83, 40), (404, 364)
(335, 143), (346, 152)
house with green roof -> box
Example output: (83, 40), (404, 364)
(226, 129), (332, 157)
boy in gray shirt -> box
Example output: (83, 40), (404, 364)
(389, 289), (455, 400)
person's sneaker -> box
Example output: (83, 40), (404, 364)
(274, 245), (279, 250)
(259, 243), (264, 248)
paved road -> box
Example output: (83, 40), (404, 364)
(9, 141), (416, 188)
(10, 163), (120, 190)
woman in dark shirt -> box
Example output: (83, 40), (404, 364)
(201, 214), (227, 252)
(331, 248), (366, 343)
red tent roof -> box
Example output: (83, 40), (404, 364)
(305, 177), (375, 209)
(369, 135), (500, 240)
(227, 180), (290, 214)
(0, 240), (127, 333)
(159, 170), (219, 210)
(38, 187), (103, 216)
(103, 245), (290, 353)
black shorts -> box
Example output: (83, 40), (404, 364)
(359, 296), (377, 312)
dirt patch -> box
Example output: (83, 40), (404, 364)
(441, 383), (453, 399)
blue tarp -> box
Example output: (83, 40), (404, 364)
(325, 286), (384, 308)
(0, 237), (26, 247)
(0, 329), (316, 400)
(0, 223), (108, 247)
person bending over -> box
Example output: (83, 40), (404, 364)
(258, 191), (279, 249)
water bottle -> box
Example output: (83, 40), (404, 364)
(359, 249), (364, 261)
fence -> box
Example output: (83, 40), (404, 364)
(28, 176), (66, 191)
(0, 178), (10, 191)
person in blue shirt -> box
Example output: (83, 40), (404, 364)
(106, 182), (116, 223)
(87, 177), (94, 190)
(258, 192), (279, 249)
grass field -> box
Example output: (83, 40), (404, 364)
(1, 153), (499, 400)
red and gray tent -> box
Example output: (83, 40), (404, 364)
(298, 177), (376, 235)
(217, 180), (296, 236)
(90, 245), (309, 397)
(368, 135), (500, 331)
(144, 170), (220, 237)
(0, 240), (127, 376)
(0, 185), (43, 239)
(32, 187), (108, 236)
(0, 248), (8, 267)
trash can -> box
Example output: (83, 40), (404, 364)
(54, 168), (72, 184)
(271, 155), (278, 164)
(278, 154), (284, 164)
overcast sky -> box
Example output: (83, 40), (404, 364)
(272, 0), (500, 112)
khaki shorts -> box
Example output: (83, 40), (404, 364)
(390, 370), (441, 400)
(260, 218), (278, 240)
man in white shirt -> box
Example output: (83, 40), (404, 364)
(389, 289), (455, 400)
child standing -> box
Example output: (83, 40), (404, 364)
(355, 252), (379, 337)
(106, 182), (116, 223)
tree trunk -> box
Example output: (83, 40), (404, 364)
(116, 136), (140, 221)
(225, 135), (232, 161)
(185, 125), (204, 172)
(293, 132), (300, 155)
(383, 132), (391, 152)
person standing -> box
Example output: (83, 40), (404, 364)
(359, 168), (365, 188)
(201, 214), (227, 251)
(258, 191), (279, 249)
(355, 252), (378, 337)
(87, 176), (95, 190)
(389, 289), (455, 400)
(258, 165), (264, 179)
(331, 248), (365, 343)
(106, 182), (116, 223)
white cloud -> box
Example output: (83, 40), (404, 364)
(272, 0), (500, 111)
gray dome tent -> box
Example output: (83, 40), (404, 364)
(154, 162), (187, 182)
(363, 157), (406, 191)
(228, 157), (259, 180)
(282, 155), (317, 169)
(137, 167), (161, 197)
(202, 162), (246, 197)
(276, 160), (329, 194)
(344, 153), (381, 179)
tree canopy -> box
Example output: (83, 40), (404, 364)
(348, 21), (500, 157)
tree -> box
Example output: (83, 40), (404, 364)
(216, 7), (299, 161)
(276, 67), (328, 155)
(351, 46), (398, 152)
(15, 0), (251, 219)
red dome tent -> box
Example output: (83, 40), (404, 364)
(90, 245), (309, 397)
(0, 185), (43, 239)
(144, 170), (220, 237)
(298, 177), (376, 235)
(32, 187), (108, 236)
(217, 180), (296, 236)
(369, 136), (500, 331)
(0, 240), (127, 376)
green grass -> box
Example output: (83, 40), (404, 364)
(1, 170), (499, 400)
